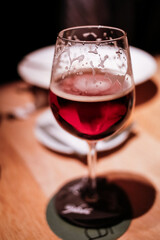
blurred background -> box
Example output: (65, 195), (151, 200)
(4, 0), (160, 84)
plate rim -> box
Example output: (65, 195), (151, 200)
(34, 109), (132, 155)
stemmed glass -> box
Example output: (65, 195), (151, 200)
(49, 26), (135, 228)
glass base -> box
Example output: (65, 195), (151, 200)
(55, 177), (132, 228)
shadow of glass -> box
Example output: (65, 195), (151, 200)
(104, 171), (156, 219)
(135, 80), (158, 106)
(46, 171), (156, 240)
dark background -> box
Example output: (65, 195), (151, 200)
(4, 0), (160, 84)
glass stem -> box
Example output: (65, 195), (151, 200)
(87, 141), (98, 201)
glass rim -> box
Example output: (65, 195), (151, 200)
(58, 25), (127, 44)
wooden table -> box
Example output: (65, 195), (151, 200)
(0, 56), (160, 240)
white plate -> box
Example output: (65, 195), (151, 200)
(18, 45), (157, 89)
(35, 109), (133, 155)
(18, 46), (54, 89)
